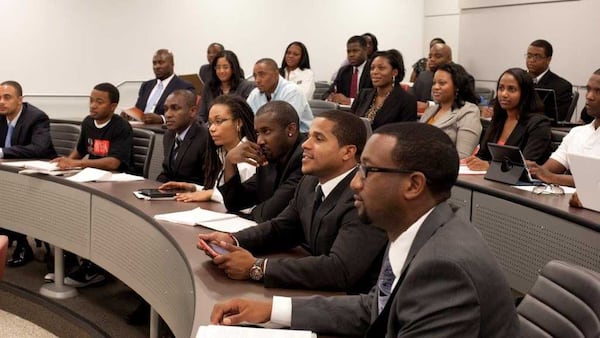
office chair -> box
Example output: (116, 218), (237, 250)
(132, 128), (155, 178)
(308, 99), (338, 116)
(517, 260), (600, 338)
(565, 90), (579, 123)
(50, 123), (81, 157)
(0, 235), (8, 280)
(475, 87), (495, 105)
(550, 129), (568, 152)
(313, 81), (330, 100)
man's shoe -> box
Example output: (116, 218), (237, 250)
(64, 261), (106, 287)
(7, 242), (34, 267)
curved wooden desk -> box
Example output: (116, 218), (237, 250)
(0, 164), (334, 337)
(452, 175), (600, 294)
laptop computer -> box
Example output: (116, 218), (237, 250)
(484, 143), (542, 186)
(567, 153), (600, 212)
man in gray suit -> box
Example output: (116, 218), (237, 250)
(209, 122), (520, 337)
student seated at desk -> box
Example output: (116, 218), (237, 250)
(279, 41), (315, 100)
(527, 68), (600, 187)
(219, 101), (305, 223)
(198, 111), (388, 293)
(420, 62), (482, 159)
(159, 95), (256, 203)
(52, 83), (133, 287)
(466, 68), (552, 171)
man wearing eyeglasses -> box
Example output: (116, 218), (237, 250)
(526, 39), (573, 122)
(209, 122), (519, 337)
(198, 110), (387, 293)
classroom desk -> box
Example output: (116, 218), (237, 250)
(0, 164), (336, 338)
(451, 175), (600, 294)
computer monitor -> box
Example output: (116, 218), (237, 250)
(535, 87), (559, 123)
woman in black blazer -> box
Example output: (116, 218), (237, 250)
(351, 49), (417, 131)
(466, 68), (552, 170)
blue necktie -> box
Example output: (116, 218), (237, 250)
(378, 250), (395, 314)
(5, 124), (14, 148)
(145, 81), (164, 113)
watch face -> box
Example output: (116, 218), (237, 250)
(250, 260), (264, 281)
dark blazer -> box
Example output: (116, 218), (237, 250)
(322, 62), (373, 99)
(536, 70), (573, 122)
(198, 80), (255, 123)
(291, 202), (520, 338)
(0, 102), (56, 159)
(477, 113), (552, 164)
(198, 64), (211, 84)
(351, 86), (418, 130)
(218, 135), (305, 223)
(134, 75), (195, 115)
(234, 169), (388, 293)
(156, 122), (207, 185)
(410, 70), (434, 102)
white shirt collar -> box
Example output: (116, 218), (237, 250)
(176, 123), (192, 142)
(157, 73), (175, 88)
(534, 68), (550, 83)
(389, 207), (435, 290)
(317, 166), (356, 199)
(94, 115), (112, 128)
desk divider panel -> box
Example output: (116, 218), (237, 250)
(450, 186), (472, 220)
(471, 191), (600, 294)
(148, 133), (164, 181)
(90, 195), (194, 338)
(0, 171), (91, 258)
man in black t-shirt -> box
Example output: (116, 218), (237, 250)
(52, 82), (133, 287)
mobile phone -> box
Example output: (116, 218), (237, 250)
(198, 239), (229, 257)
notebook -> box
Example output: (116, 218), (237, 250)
(567, 153), (600, 212)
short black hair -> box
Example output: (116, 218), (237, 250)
(93, 82), (119, 104)
(375, 122), (459, 199)
(314, 110), (366, 160)
(430, 37), (445, 46)
(594, 68), (600, 75)
(208, 42), (224, 51)
(256, 100), (299, 129)
(255, 58), (279, 72)
(530, 39), (553, 57)
(371, 49), (406, 84)
(1, 81), (23, 96)
(155, 49), (174, 63)
(169, 89), (196, 108)
(347, 35), (367, 49)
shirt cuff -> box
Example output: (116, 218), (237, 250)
(270, 296), (292, 327)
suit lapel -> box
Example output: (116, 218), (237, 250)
(506, 120), (526, 145)
(366, 202), (454, 337)
(171, 123), (197, 171)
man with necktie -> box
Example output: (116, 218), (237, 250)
(198, 111), (387, 293)
(0, 80), (57, 267)
(209, 123), (520, 337)
(156, 89), (208, 185)
(130, 49), (195, 125)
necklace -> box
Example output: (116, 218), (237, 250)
(365, 90), (391, 122)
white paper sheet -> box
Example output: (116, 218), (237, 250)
(458, 165), (487, 175)
(196, 325), (315, 338)
(66, 168), (144, 182)
(512, 185), (576, 194)
(154, 207), (238, 226)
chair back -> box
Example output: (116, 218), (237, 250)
(475, 87), (495, 105)
(50, 123), (81, 157)
(565, 90), (579, 122)
(517, 260), (600, 338)
(0, 235), (8, 280)
(308, 100), (338, 116)
(132, 128), (155, 178)
(313, 81), (330, 100)
(551, 129), (568, 152)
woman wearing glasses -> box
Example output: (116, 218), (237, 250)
(465, 68), (552, 171)
(198, 50), (255, 123)
(160, 95), (257, 202)
(420, 62), (482, 159)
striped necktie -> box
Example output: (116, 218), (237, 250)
(377, 249), (395, 314)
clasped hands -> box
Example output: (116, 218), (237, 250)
(197, 232), (257, 280)
(326, 93), (351, 105)
(226, 141), (268, 167)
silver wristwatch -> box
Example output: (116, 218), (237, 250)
(249, 258), (265, 281)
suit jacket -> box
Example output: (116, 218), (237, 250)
(234, 169), (388, 293)
(198, 64), (212, 84)
(536, 70), (573, 122)
(134, 75), (195, 115)
(198, 79), (255, 123)
(218, 135), (305, 223)
(156, 122), (207, 185)
(410, 70), (434, 102)
(0, 102), (57, 159)
(291, 202), (520, 338)
(477, 113), (552, 164)
(322, 62), (373, 99)
(352, 86), (417, 130)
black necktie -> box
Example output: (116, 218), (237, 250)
(265, 93), (272, 102)
(171, 137), (182, 166)
(312, 185), (324, 222)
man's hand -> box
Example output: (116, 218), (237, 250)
(51, 157), (80, 170)
(213, 242), (256, 280)
(526, 160), (554, 184)
(569, 192), (583, 208)
(328, 93), (351, 105)
(120, 111), (134, 121)
(142, 113), (163, 124)
(158, 181), (196, 191)
(210, 298), (272, 325)
(464, 155), (490, 171)
(198, 232), (236, 258)
(225, 142), (267, 167)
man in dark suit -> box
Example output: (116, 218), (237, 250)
(323, 35), (373, 105)
(198, 42), (224, 84)
(133, 49), (195, 124)
(411, 43), (452, 113)
(199, 111), (387, 293)
(210, 123), (520, 337)
(156, 89), (207, 185)
(0, 80), (57, 267)
(526, 39), (573, 122)
(218, 100), (305, 223)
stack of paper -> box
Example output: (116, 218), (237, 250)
(154, 207), (256, 232)
(196, 325), (315, 338)
(4, 160), (81, 176)
(66, 167), (144, 182)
